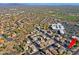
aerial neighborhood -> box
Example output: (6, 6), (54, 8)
(0, 4), (79, 55)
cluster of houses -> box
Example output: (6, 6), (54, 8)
(25, 22), (79, 55)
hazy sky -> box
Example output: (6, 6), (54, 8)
(0, 3), (79, 6)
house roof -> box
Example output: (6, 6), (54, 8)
(51, 23), (65, 30)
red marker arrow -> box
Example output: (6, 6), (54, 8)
(68, 38), (77, 48)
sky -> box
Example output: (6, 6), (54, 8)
(0, 3), (79, 7)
